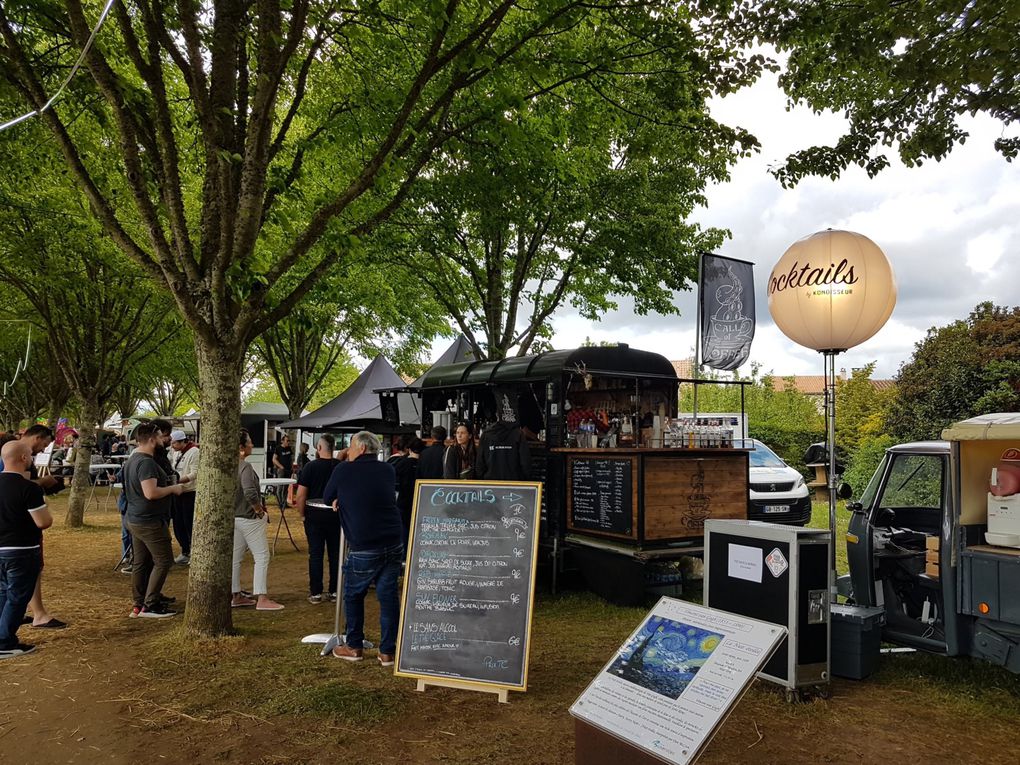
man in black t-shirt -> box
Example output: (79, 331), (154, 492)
(0, 440), (53, 658)
(272, 434), (295, 509)
(395, 438), (424, 549)
(123, 423), (188, 618)
(150, 420), (176, 477)
(18, 424), (65, 630)
(417, 426), (447, 479)
(295, 434), (340, 603)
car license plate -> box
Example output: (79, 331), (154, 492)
(763, 505), (790, 514)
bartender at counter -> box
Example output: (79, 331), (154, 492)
(472, 389), (532, 481)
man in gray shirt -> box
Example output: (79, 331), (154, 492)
(122, 423), (189, 618)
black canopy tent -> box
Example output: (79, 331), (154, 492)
(279, 355), (419, 433)
(373, 335), (479, 431)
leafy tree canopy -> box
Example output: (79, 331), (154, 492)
(891, 302), (1020, 440)
(754, 0), (1020, 185)
(383, 9), (762, 358)
(834, 362), (897, 457)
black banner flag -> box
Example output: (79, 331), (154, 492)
(699, 254), (755, 371)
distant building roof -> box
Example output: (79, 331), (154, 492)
(672, 359), (694, 379)
(771, 375), (828, 395)
(668, 359), (894, 394)
(770, 375), (895, 395)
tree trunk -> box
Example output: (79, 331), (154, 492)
(65, 398), (101, 527)
(184, 340), (245, 637)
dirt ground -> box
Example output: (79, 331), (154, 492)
(3, 497), (1019, 765)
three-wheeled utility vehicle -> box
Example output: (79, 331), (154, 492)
(842, 413), (1020, 671)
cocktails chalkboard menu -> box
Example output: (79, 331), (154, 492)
(567, 456), (635, 537)
(395, 480), (543, 693)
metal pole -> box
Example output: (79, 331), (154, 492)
(825, 350), (838, 599)
(693, 254), (703, 421)
(301, 521), (353, 652)
(322, 527), (346, 656)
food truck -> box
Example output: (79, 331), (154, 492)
(415, 344), (751, 604)
(843, 413), (1020, 671)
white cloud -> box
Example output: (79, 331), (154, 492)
(966, 229), (1008, 275)
(544, 70), (1020, 380)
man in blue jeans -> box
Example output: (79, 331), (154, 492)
(0, 440), (53, 658)
(323, 431), (403, 666)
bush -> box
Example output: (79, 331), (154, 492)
(750, 423), (824, 475)
(844, 433), (897, 500)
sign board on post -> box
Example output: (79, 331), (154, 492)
(395, 480), (543, 702)
(570, 597), (786, 764)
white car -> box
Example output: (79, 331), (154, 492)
(747, 439), (812, 525)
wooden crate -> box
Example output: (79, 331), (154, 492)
(643, 454), (748, 541)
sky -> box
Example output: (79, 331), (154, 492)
(546, 71), (1020, 380)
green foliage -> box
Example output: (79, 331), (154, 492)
(679, 365), (824, 471)
(242, 376), (285, 409)
(844, 433), (896, 502)
(754, 0), (1020, 185)
(255, 257), (447, 417)
(891, 302), (1020, 441)
(374, 5), (765, 359)
(835, 362), (897, 456)
(307, 357), (360, 410)
(0, 132), (174, 416)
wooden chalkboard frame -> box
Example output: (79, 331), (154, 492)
(394, 479), (544, 695)
(565, 455), (639, 540)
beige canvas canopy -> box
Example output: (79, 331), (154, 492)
(942, 413), (1020, 441)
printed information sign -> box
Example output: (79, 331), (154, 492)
(570, 597), (785, 764)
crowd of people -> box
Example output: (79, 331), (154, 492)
(0, 414), (532, 664)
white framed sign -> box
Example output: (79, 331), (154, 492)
(570, 597), (785, 764)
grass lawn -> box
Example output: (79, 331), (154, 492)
(806, 499), (851, 574)
(2, 496), (1020, 764)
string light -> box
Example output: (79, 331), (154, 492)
(0, 320), (33, 399)
(0, 0), (117, 133)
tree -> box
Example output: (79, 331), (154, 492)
(139, 330), (200, 416)
(0, 313), (46, 429)
(0, 209), (173, 526)
(679, 365), (824, 471)
(755, 1), (1020, 185)
(255, 264), (444, 420)
(385, 20), (759, 359)
(891, 302), (1020, 440)
(0, 1), (765, 635)
(834, 362), (897, 457)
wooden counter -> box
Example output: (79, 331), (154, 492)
(551, 447), (749, 546)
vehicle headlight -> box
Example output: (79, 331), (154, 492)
(794, 476), (805, 491)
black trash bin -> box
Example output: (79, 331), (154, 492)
(830, 604), (885, 680)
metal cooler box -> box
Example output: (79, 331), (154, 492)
(705, 520), (832, 699)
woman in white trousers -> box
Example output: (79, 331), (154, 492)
(231, 430), (284, 611)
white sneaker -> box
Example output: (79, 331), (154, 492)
(174, 554), (190, 565)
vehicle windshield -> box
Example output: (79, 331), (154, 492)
(879, 454), (943, 508)
(749, 442), (786, 469)
(857, 453), (887, 507)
